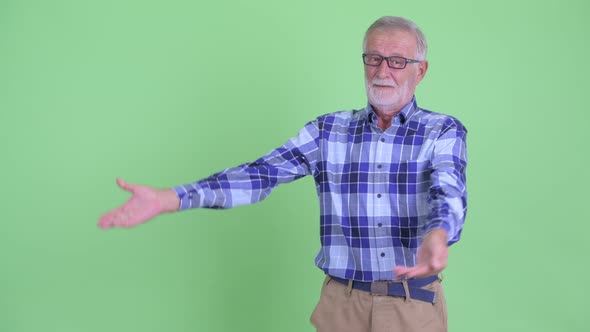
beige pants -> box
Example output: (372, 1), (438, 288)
(310, 276), (447, 332)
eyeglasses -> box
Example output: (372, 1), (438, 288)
(362, 53), (422, 69)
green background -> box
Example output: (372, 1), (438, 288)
(1, 0), (588, 331)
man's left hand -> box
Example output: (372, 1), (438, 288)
(393, 228), (448, 279)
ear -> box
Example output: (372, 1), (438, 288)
(415, 60), (429, 85)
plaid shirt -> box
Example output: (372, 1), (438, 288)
(174, 97), (467, 281)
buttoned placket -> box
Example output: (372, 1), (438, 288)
(369, 117), (401, 280)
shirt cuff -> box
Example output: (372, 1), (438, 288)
(173, 185), (201, 210)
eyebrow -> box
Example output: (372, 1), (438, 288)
(365, 51), (405, 57)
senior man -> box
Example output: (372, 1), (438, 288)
(99, 16), (467, 332)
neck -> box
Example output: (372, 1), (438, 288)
(373, 105), (401, 131)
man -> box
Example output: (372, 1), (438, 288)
(98, 16), (467, 332)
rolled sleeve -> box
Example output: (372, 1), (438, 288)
(173, 185), (202, 210)
(424, 118), (468, 245)
(172, 120), (320, 210)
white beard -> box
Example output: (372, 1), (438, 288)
(365, 78), (412, 109)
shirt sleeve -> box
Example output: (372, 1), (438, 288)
(423, 118), (468, 245)
(173, 120), (320, 210)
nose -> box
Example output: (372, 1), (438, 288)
(375, 59), (391, 78)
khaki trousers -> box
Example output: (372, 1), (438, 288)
(310, 276), (447, 332)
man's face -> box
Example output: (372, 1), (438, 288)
(364, 29), (428, 113)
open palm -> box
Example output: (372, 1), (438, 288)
(98, 178), (168, 229)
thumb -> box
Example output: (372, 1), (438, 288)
(116, 177), (136, 193)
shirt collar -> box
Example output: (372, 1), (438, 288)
(367, 96), (418, 126)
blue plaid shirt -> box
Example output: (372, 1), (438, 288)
(174, 97), (467, 281)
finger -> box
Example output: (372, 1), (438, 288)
(393, 266), (410, 279)
(98, 212), (113, 229)
(393, 265), (416, 279)
(406, 265), (430, 278)
(98, 206), (128, 229)
(394, 264), (430, 279)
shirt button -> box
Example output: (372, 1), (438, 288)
(378, 223), (382, 227)
(377, 194), (382, 198)
(380, 252), (385, 257)
(380, 138), (385, 142)
(377, 165), (382, 169)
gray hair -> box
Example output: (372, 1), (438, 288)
(363, 16), (428, 60)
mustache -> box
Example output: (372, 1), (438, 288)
(370, 79), (396, 87)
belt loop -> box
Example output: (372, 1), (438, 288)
(401, 280), (411, 303)
(346, 279), (353, 298)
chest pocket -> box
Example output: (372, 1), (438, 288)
(390, 159), (432, 196)
(391, 159), (432, 227)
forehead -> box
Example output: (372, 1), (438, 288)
(365, 29), (417, 57)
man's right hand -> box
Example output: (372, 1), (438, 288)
(97, 178), (179, 230)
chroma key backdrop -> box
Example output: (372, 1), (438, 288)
(1, 0), (588, 331)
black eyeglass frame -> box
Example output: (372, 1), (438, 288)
(362, 53), (422, 69)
